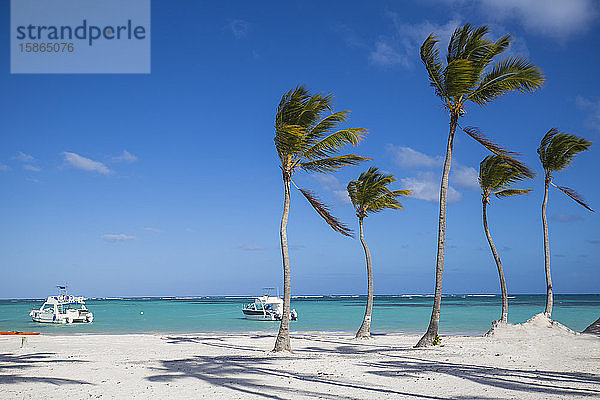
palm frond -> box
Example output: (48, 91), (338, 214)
(468, 56), (544, 106)
(444, 59), (476, 98)
(275, 85), (368, 176)
(554, 185), (594, 212)
(274, 124), (306, 161)
(479, 155), (534, 198)
(463, 126), (534, 178)
(300, 127), (366, 162)
(300, 155), (369, 173)
(494, 188), (532, 198)
(346, 167), (410, 217)
(538, 128), (592, 173)
(303, 111), (350, 144)
(420, 34), (446, 99)
(472, 34), (511, 72)
(298, 188), (353, 236)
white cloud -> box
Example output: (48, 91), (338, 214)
(477, 0), (597, 38)
(401, 172), (462, 203)
(101, 234), (136, 242)
(333, 190), (351, 204)
(369, 16), (461, 68)
(23, 164), (41, 172)
(0, 164), (10, 172)
(14, 151), (35, 163)
(313, 174), (343, 191)
(62, 152), (111, 175)
(387, 145), (442, 168)
(227, 19), (249, 39)
(575, 96), (600, 132)
(369, 41), (408, 67)
(452, 165), (479, 190)
(237, 243), (264, 251)
(144, 227), (162, 233)
(552, 213), (583, 223)
(388, 145), (478, 190)
(111, 150), (138, 163)
(312, 174), (352, 204)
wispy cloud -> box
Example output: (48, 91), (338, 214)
(13, 151), (35, 163)
(474, 0), (598, 39)
(552, 213), (583, 223)
(13, 152), (42, 172)
(388, 145), (478, 196)
(400, 171), (462, 203)
(369, 41), (408, 67)
(452, 165), (479, 190)
(0, 164), (10, 172)
(227, 19), (249, 39)
(237, 243), (265, 251)
(333, 23), (368, 49)
(575, 96), (600, 133)
(312, 174), (351, 204)
(143, 227), (162, 233)
(23, 164), (41, 172)
(588, 240), (600, 245)
(101, 234), (136, 243)
(111, 150), (138, 163)
(386, 145), (441, 168)
(62, 152), (111, 175)
(369, 15), (461, 68)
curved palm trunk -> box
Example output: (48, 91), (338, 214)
(482, 199), (508, 323)
(542, 178), (553, 317)
(355, 217), (373, 338)
(273, 178), (292, 352)
(416, 113), (457, 347)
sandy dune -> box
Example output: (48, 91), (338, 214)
(1, 320), (599, 399)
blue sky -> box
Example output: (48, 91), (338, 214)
(1, 1), (599, 298)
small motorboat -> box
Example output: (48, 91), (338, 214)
(242, 289), (298, 321)
(29, 285), (94, 324)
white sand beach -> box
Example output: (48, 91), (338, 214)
(1, 316), (599, 400)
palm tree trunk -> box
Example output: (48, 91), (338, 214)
(273, 177), (292, 352)
(542, 177), (553, 317)
(482, 199), (508, 323)
(355, 217), (373, 338)
(416, 113), (457, 347)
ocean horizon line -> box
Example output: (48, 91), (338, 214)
(2, 293), (599, 301)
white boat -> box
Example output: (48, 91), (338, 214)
(29, 286), (93, 324)
(242, 289), (298, 321)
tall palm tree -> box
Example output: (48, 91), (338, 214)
(416, 23), (544, 347)
(537, 128), (592, 317)
(347, 167), (410, 338)
(479, 155), (533, 323)
(273, 85), (368, 352)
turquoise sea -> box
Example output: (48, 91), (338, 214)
(0, 295), (598, 335)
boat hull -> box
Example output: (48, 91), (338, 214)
(242, 309), (277, 320)
(30, 310), (93, 324)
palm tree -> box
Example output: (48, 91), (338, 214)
(537, 128), (592, 317)
(273, 85), (368, 352)
(416, 23), (544, 347)
(347, 167), (410, 338)
(479, 155), (533, 323)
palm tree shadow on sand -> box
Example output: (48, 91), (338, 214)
(147, 336), (600, 399)
(0, 352), (92, 385)
(146, 353), (495, 400)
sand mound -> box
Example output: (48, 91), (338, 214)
(485, 313), (578, 339)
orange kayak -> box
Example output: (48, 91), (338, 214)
(0, 331), (40, 335)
